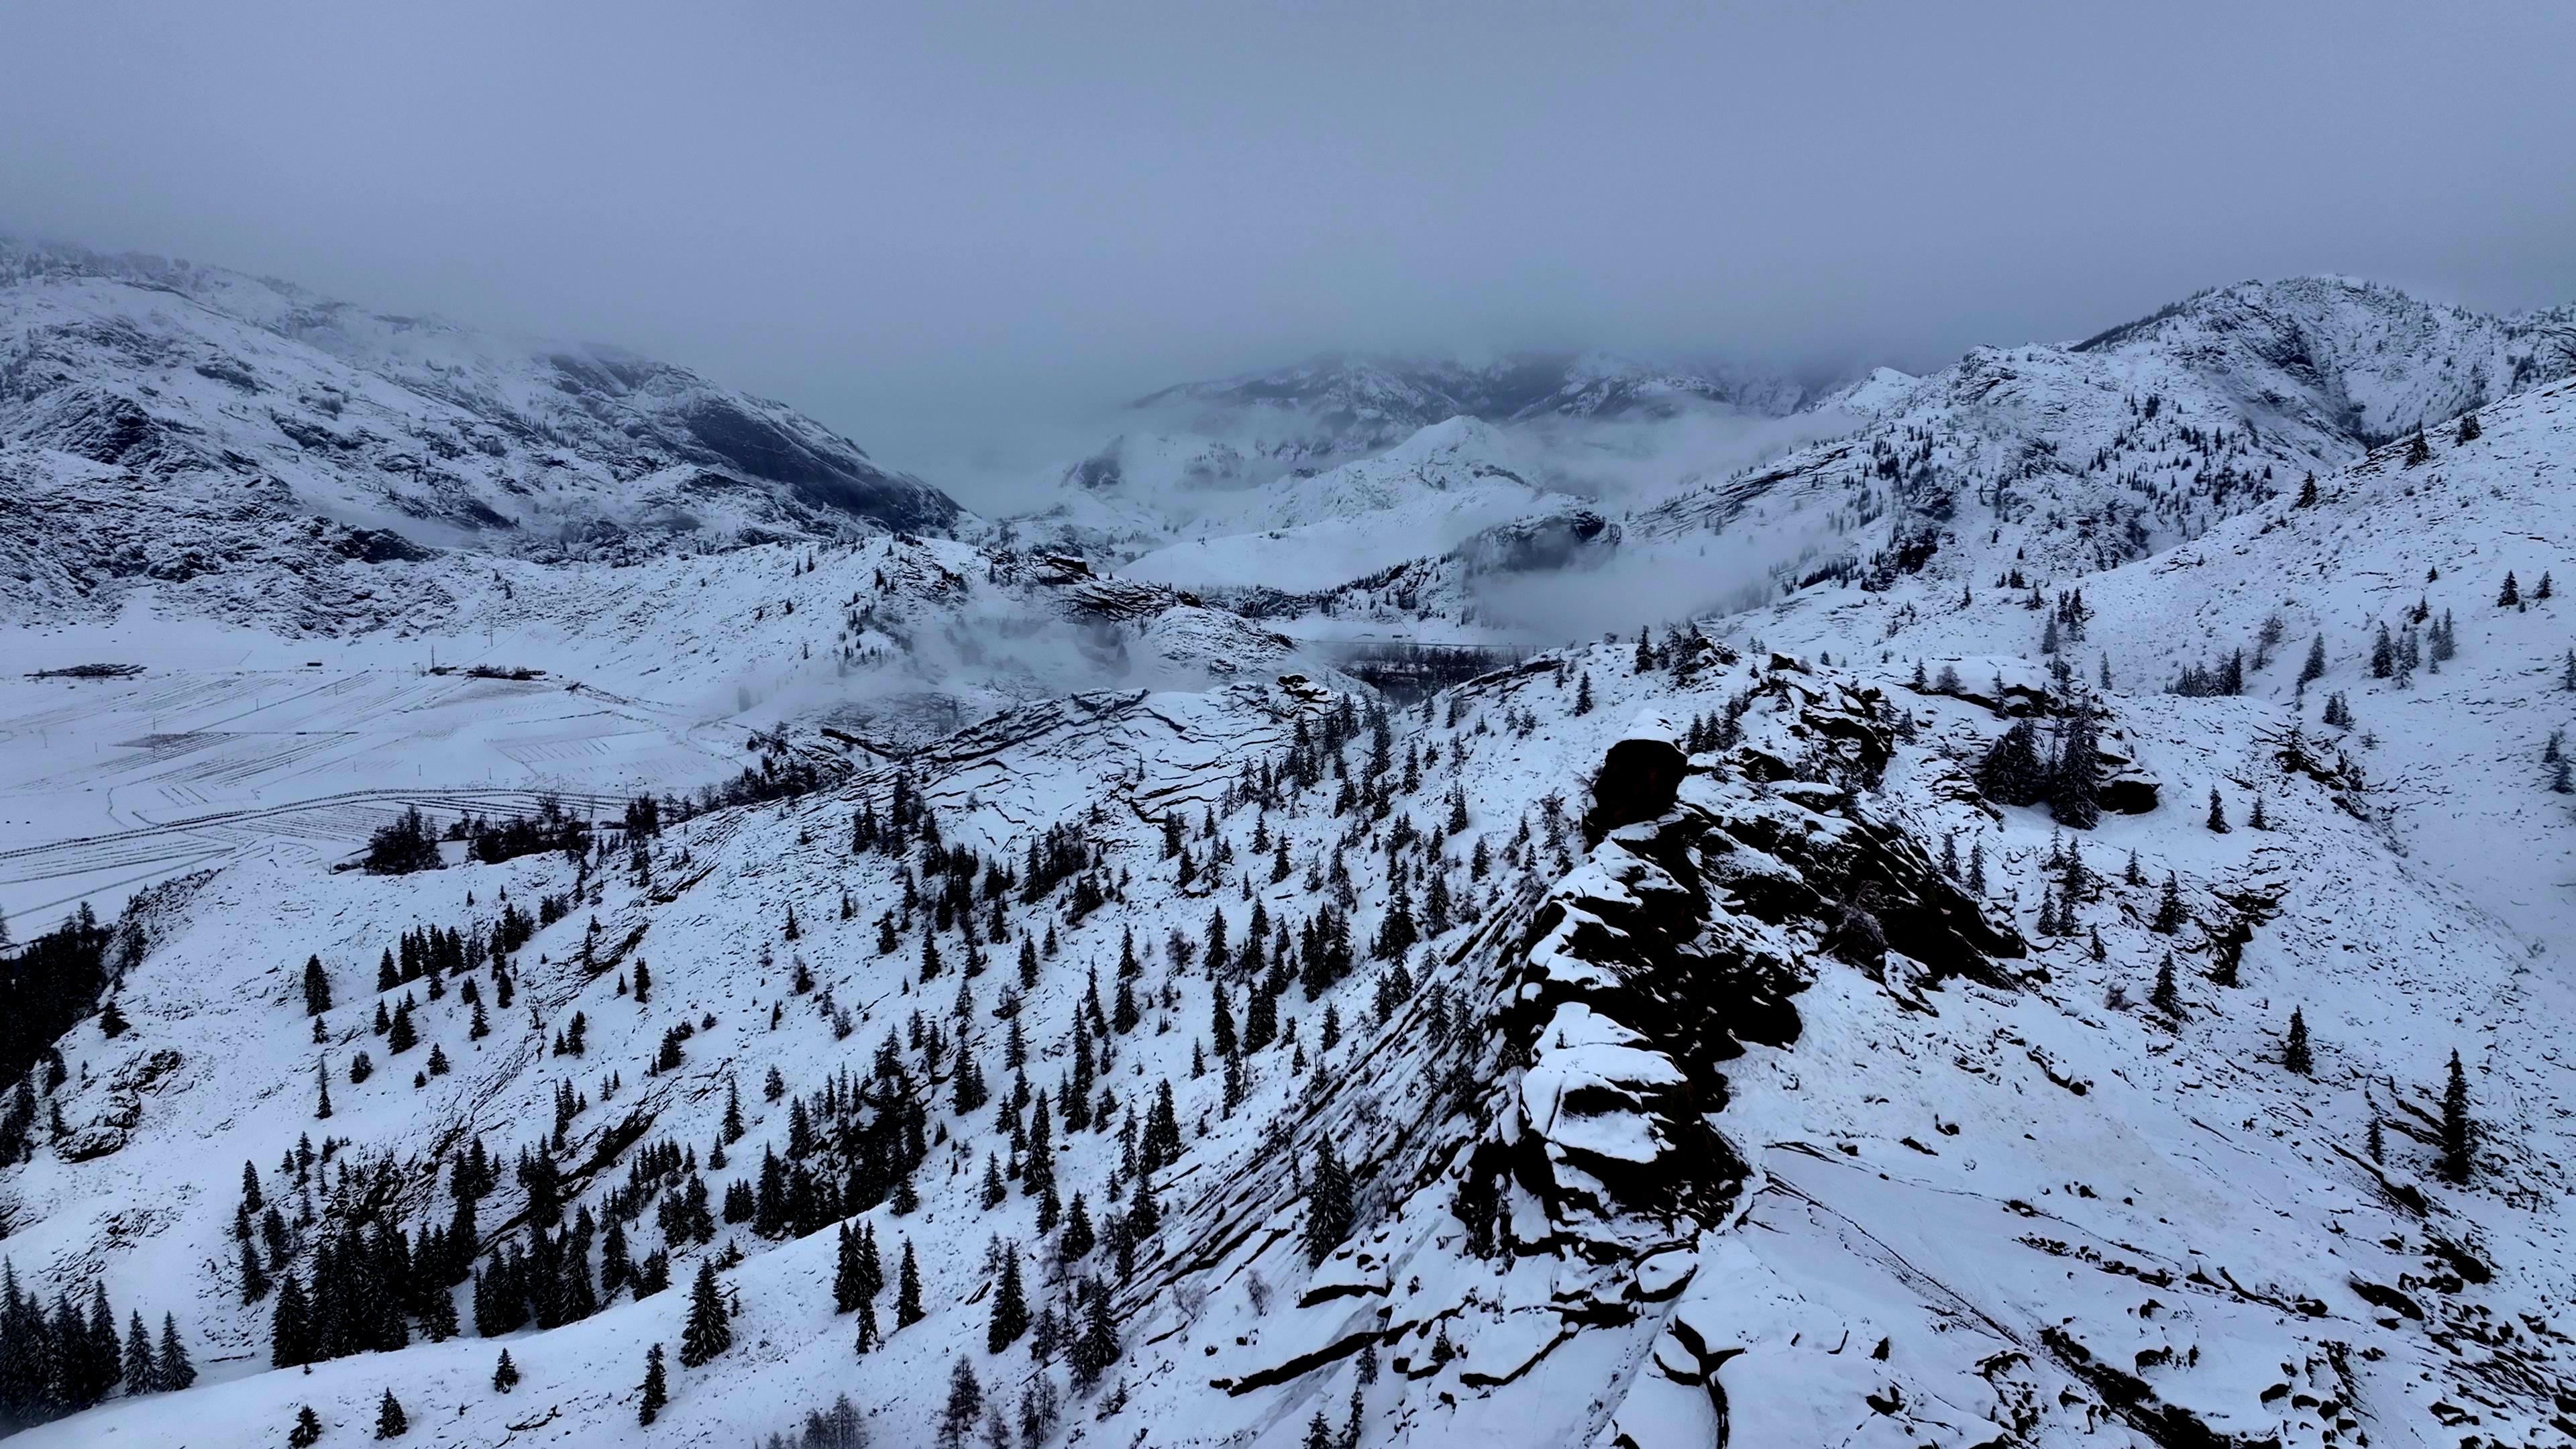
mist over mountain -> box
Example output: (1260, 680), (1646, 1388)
(7, 5), (2576, 1446)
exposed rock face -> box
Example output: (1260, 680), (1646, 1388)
(1490, 683), (2023, 1269)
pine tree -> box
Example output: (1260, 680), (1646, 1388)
(988, 1250), (1029, 1353)
(2149, 954), (2180, 1016)
(288, 1406), (325, 1448)
(2205, 786), (2228, 833)
(1303, 1138), (1354, 1267)
(2049, 708), (2101, 828)
(98, 997), (128, 1038)
(240, 1238), (272, 1302)
(270, 1271), (312, 1367)
(833, 1223), (865, 1313)
(678, 1261), (731, 1366)
(896, 1240), (925, 1327)
(2439, 1050), (2473, 1184)
(1072, 1281), (1118, 1388)
(374, 1388), (407, 1439)
(123, 1309), (156, 1394)
(638, 1342), (667, 1426)
(1571, 674), (1593, 716)
(1976, 721), (2048, 807)
(2499, 570), (2520, 608)
(2152, 872), (2184, 933)
(303, 955), (332, 1016)
(940, 1356), (984, 1449)
(157, 1312), (195, 1391)
(492, 1348), (519, 1393)
(2283, 1009), (2312, 1075)
(1060, 1193), (1093, 1260)
(2299, 634), (2326, 686)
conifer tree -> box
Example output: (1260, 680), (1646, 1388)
(833, 1224), (865, 1313)
(638, 1342), (667, 1426)
(1303, 1138), (1354, 1267)
(2205, 787), (2228, 833)
(2149, 954), (2180, 1017)
(896, 1240), (925, 1327)
(1060, 1194), (1093, 1261)
(239, 1238), (271, 1303)
(492, 1348), (519, 1393)
(288, 1406), (324, 1448)
(2283, 1008), (2312, 1075)
(303, 955), (332, 1016)
(374, 1388), (407, 1438)
(1976, 721), (2048, 807)
(940, 1356), (983, 1449)
(1073, 1282), (1118, 1388)
(2151, 871), (2184, 933)
(988, 1251), (1029, 1353)
(2440, 1050), (2473, 1184)
(270, 1271), (312, 1367)
(678, 1261), (730, 1366)
(121, 1309), (155, 1394)
(156, 1313), (195, 1391)
(2049, 708), (2102, 828)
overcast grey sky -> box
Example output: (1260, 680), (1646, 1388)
(5, 1), (2572, 490)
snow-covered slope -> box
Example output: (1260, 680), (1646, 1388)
(0, 531), (1352, 945)
(11, 368), (2576, 1448)
(1114, 418), (1578, 592)
(0, 235), (961, 625)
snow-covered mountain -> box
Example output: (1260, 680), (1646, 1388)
(10, 261), (2576, 1449)
(0, 235), (961, 625)
(1004, 352), (1817, 568)
(1250, 276), (2576, 637)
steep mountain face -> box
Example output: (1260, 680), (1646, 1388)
(11, 376), (2576, 1448)
(0, 236), (959, 622)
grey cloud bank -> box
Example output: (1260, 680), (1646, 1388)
(5, 1), (2571, 509)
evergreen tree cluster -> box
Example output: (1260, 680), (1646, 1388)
(1974, 706), (2104, 828)
(0, 1264), (194, 1436)
(0, 906), (113, 1125)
